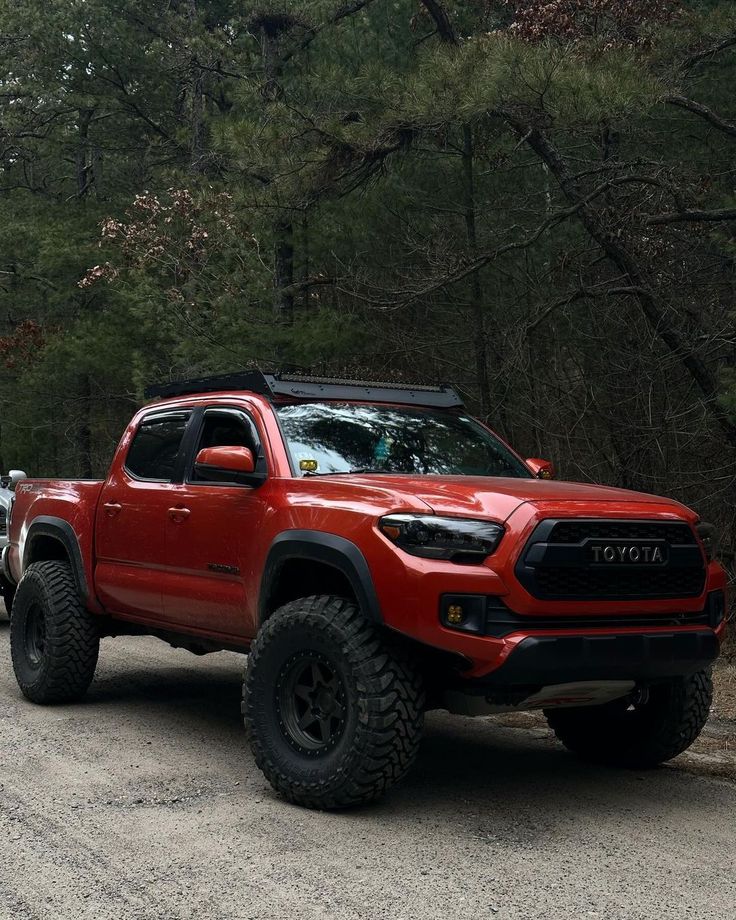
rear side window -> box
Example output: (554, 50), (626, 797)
(125, 412), (190, 482)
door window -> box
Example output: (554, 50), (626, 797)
(125, 412), (191, 482)
(189, 408), (262, 484)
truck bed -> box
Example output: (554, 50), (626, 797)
(5, 479), (105, 606)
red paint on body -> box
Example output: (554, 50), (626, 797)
(6, 392), (726, 678)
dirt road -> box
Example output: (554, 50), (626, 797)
(1, 615), (735, 920)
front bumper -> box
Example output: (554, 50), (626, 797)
(471, 628), (720, 688)
(429, 588), (726, 681)
(374, 501), (728, 678)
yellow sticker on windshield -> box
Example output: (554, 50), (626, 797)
(299, 459), (319, 472)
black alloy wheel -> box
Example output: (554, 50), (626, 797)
(276, 651), (348, 754)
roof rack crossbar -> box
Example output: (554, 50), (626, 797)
(144, 371), (463, 408)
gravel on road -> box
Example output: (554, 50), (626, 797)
(1, 616), (735, 920)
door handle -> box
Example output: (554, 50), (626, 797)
(103, 502), (122, 517)
(168, 506), (191, 523)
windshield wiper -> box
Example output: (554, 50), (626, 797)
(304, 467), (387, 476)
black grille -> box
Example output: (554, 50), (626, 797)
(0, 507), (6, 537)
(517, 518), (706, 601)
(533, 566), (704, 599)
(548, 520), (696, 545)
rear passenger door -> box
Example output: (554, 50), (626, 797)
(161, 406), (269, 639)
(95, 409), (192, 620)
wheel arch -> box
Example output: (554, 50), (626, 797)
(259, 531), (382, 624)
(23, 517), (89, 604)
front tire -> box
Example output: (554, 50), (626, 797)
(545, 670), (712, 768)
(243, 595), (425, 809)
(10, 561), (99, 704)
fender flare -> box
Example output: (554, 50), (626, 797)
(23, 516), (89, 603)
(259, 530), (382, 624)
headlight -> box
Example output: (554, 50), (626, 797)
(379, 514), (503, 563)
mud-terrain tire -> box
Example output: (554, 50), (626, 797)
(10, 561), (99, 704)
(243, 595), (425, 809)
(545, 671), (712, 768)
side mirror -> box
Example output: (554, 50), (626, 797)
(8, 470), (27, 491)
(194, 446), (260, 484)
(526, 458), (555, 480)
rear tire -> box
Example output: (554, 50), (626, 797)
(545, 670), (712, 767)
(10, 561), (99, 704)
(243, 595), (425, 809)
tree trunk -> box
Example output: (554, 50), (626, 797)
(258, 20), (294, 329)
(186, 0), (206, 172)
(76, 109), (93, 197)
(419, 2), (492, 413)
(461, 124), (490, 418)
(273, 216), (295, 325)
(260, 23), (284, 102)
(77, 374), (93, 479)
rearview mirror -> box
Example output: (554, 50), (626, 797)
(526, 458), (555, 480)
(194, 446), (259, 484)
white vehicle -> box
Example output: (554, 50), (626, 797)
(1, 471), (26, 613)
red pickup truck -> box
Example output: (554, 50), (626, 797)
(2, 372), (726, 808)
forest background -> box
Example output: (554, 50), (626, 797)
(2, 0), (736, 576)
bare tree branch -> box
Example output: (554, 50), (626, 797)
(682, 34), (736, 70)
(280, 1), (380, 66)
(647, 208), (736, 225)
(344, 187), (618, 308)
(666, 94), (736, 139)
(497, 109), (736, 449)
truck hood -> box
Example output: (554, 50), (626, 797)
(339, 474), (690, 522)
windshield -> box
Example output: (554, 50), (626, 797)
(276, 402), (531, 478)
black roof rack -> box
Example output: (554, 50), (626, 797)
(144, 371), (271, 401)
(144, 371), (463, 408)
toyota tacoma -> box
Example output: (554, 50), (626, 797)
(2, 372), (727, 808)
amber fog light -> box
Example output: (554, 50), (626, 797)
(440, 595), (486, 633)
